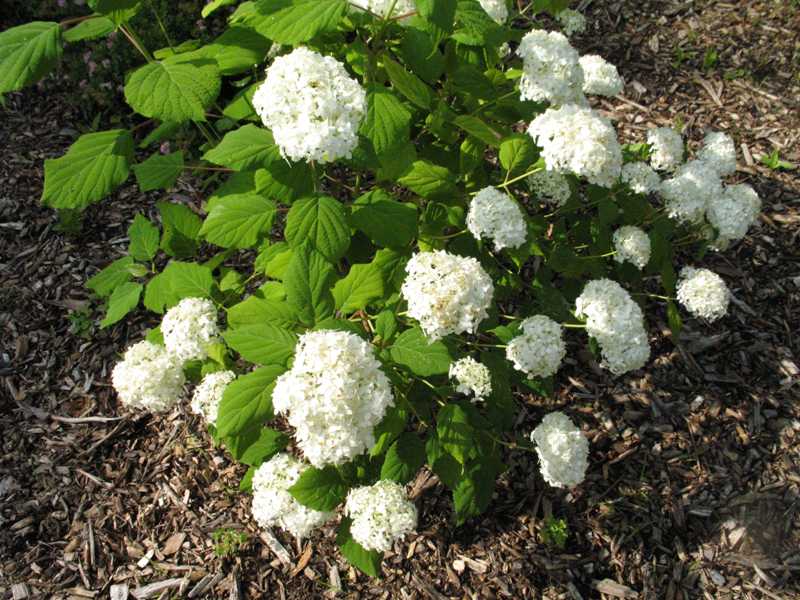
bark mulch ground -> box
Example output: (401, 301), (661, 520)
(1, 1), (799, 598)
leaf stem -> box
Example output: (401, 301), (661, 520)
(562, 322), (587, 329)
(499, 164), (544, 190)
(119, 24), (154, 63)
(59, 14), (94, 28)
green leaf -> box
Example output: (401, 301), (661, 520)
(203, 26), (270, 76)
(361, 86), (411, 157)
(398, 160), (457, 198)
(139, 121), (182, 149)
(255, 161), (314, 202)
(0, 22), (62, 95)
(239, 466), (255, 492)
(285, 196), (350, 262)
(223, 324), (297, 366)
(42, 130), (134, 210)
(259, 0), (347, 44)
(371, 404), (408, 457)
(161, 261), (214, 298)
(237, 427), (289, 466)
(202, 0), (240, 18)
(284, 244), (336, 325)
(216, 365), (286, 436)
(351, 190), (418, 248)
(132, 151), (184, 192)
(203, 124), (280, 171)
(200, 194), (276, 249)
(228, 296), (297, 329)
(382, 56), (432, 110)
(158, 201), (202, 258)
(374, 310), (397, 345)
(87, 256), (134, 297)
(256, 242), (293, 279)
(400, 27), (444, 84)
(417, 0), (458, 32)
(128, 214), (160, 261)
(332, 263), (385, 313)
(124, 58), (221, 123)
(222, 83), (259, 122)
(100, 281), (142, 328)
(667, 300), (682, 338)
(390, 327), (453, 376)
(453, 459), (498, 525)
(63, 16), (115, 43)
(336, 518), (382, 577)
(451, 115), (503, 147)
(437, 404), (473, 464)
(381, 432), (426, 484)
(91, 0), (141, 24)
(289, 465), (347, 512)
(143, 272), (176, 313)
(453, 0), (505, 46)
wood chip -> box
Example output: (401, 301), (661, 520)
(592, 579), (639, 598)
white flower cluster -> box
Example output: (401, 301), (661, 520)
(345, 480), (418, 552)
(647, 127), (684, 172)
(517, 30), (585, 105)
(528, 104), (622, 188)
(579, 54), (623, 97)
(621, 161), (661, 195)
(401, 251), (494, 341)
(530, 412), (589, 488)
(350, 0), (416, 18)
(251, 453), (333, 539)
(161, 297), (220, 363)
(613, 226), (651, 269)
(660, 160), (723, 224)
(557, 8), (587, 36)
(449, 357), (492, 401)
(111, 341), (185, 412)
(575, 279), (650, 375)
(506, 315), (566, 378)
(528, 170), (572, 206)
(676, 267), (730, 322)
(697, 131), (737, 176)
(478, 0), (508, 23)
(707, 184), (761, 248)
(190, 370), (235, 425)
(466, 186), (527, 251)
(253, 47), (366, 163)
(272, 330), (394, 467)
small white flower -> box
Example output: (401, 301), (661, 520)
(517, 30), (585, 105)
(506, 315), (566, 378)
(531, 412), (589, 488)
(613, 226), (651, 269)
(697, 131), (737, 176)
(660, 160), (722, 224)
(478, 0), (508, 23)
(161, 297), (220, 363)
(190, 370), (235, 425)
(350, 0), (416, 18)
(676, 267), (730, 322)
(579, 54), (623, 97)
(401, 251), (494, 341)
(706, 184), (761, 248)
(529, 170), (572, 206)
(647, 127), (684, 172)
(251, 453), (333, 539)
(449, 357), (492, 401)
(112, 341), (185, 412)
(556, 8), (587, 36)
(621, 162), (661, 195)
(345, 480), (418, 552)
(466, 186), (527, 251)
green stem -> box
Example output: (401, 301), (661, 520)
(579, 251), (616, 260)
(634, 293), (673, 301)
(120, 24), (154, 63)
(500, 165), (544, 190)
(149, 0), (174, 51)
(425, 229), (468, 240)
(562, 322), (587, 329)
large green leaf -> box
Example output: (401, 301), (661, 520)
(361, 86), (412, 156)
(398, 160), (457, 198)
(437, 404), (473, 464)
(499, 134), (538, 178)
(227, 296), (297, 329)
(124, 58), (221, 123)
(202, 26), (270, 75)
(381, 432), (426, 484)
(161, 261), (214, 298)
(452, 115), (504, 147)
(332, 263), (384, 313)
(452, 457), (502, 524)
(288, 465), (347, 511)
(416, 0), (458, 32)
(236, 427), (289, 467)
(285, 196), (350, 262)
(223, 324), (296, 366)
(128, 214), (160, 261)
(284, 244), (336, 326)
(87, 256), (134, 297)
(336, 519), (382, 577)
(143, 271), (177, 313)
(200, 194), (276, 249)
(382, 56), (432, 110)
(91, 0), (142, 24)
(255, 161), (314, 202)
(351, 190), (418, 248)
(202, 0), (239, 18)
(132, 151), (184, 192)
(390, 327), (452, 376)
(63, 16), (115, 43)
(42, 130), (134, 210)
(0, 22), (62, 95)
(100, 282), (142, 328)
(203, 125), (280, 171)
(216, 365), (286, 436)
(158, 201), (202, 258)
(258, 0), (347, 44)
(453, 0), (505, 46)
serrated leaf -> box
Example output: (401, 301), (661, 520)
(382, 55), (432, 109)
(87, 256), (134, 297)
(417, 0), (458, 32)
(400, 27), (444, 84)
(332, 263), (384, 313)
(203, 25), (270, 75)
(124, 58), (221, 123)
(158, 201), (202, 258)
(143, 271), (176, 313)
(371, 404), (408, 457)
(351, 190), (418, 248)
(91, 0), (141, 24)
(63, 16), (115, 43)
(0, 22), (62, 95)
(336, 518), (382, 577)
(284, 244), (336, 325)
(202, 0), (239, 18)
(361, 86), (411, 157)
(236, 427), (289, 466)
(204, 124), (280, 171)
(381, 432), (426, 484)
(374, 310), (397, 345)
(216, 365), (286, 436)
(228, 296), (297, 329)
(223, 324), (296, 366)
(390, 327), (452, 376)
(285, 196), (350, 262)
(132, 151), (184, 192)
(128, 214), (160, 261)
(259, 0), (347, 44)
(255, 161), (314, 202)
(437, 404), (473, 464)
(499, 134), (537, 178)
(398, 160), (457, 198)
(42, 130), (134, 210)
(222, 83), (259, 122)
(452, 115), (503, 147)
(289, 465), (347, 511)
(200, 194), (276, 249)
(100, 281), (142, 328)
(453, 0), (505, 46)
(161, 261), (214, 298)
(452, 459), (498, 525)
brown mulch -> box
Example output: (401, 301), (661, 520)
(2, 1), (800, 599)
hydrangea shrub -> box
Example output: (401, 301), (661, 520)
(7, 0), (762, 576)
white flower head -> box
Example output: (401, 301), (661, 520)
(676, 267), (730, 322)
(706, 184), (761, 248)
(350, 0), (416, 19)
(613, 226), (651, 269)
(478, 0), (508, 23)
(251, 453), (333, 539)
(660, 160), (722, 224)
(579, 54), (623, 97)
(517, 30), (585, 105)
(621, 161), (661, 195)
(272, 330), (394, 467)
(112, 341), (185, 412)
(190, 370), (235, 425)
(449, 357), (492, 401)
(697, 131), (737, 176)
(647, 127), (684, 172)
(401, 251), (494, 341)
(575, 279), (650, 375)
(345, 480), (418, 552)
(531, 412), (589, 488)
(529, 170), (572, 206)
(557, 9), (586, 36)
(528, 104), (623, 188)
(466, 186), (527, 251)
(253, 47), (367, 163)
(506, 315), (566, 378)
(161, 297), (220, 363)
